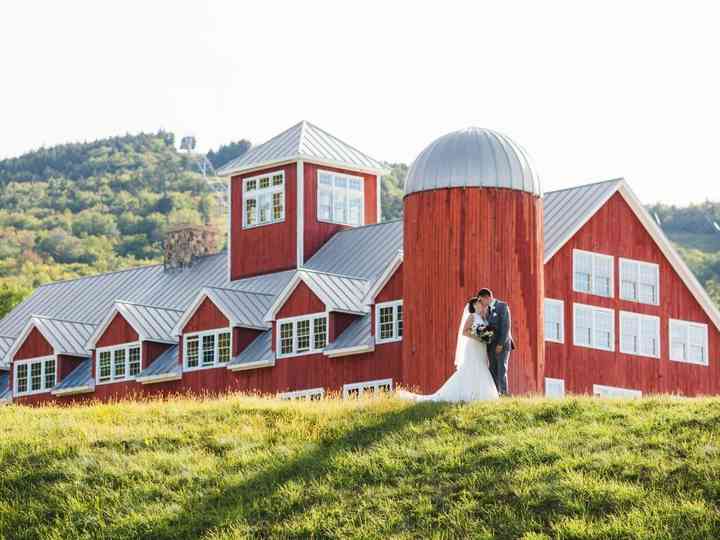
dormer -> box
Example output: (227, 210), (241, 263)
(217, 121), (388, 280)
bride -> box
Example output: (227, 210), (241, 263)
(397, 296), (499, 403)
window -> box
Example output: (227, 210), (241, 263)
(619, 312), (660, 358)
(342, 378), (393, 399)
(318, 170), (364, 226)
(96, 343), (142, 384)
(669, 319), (708, 366)
(544, 378), (565, 398)
(243, 171), (285, 228)
(278, 387), (325, 401)
(593, 384), (642, 398)
(544, 299), (564, 343)
(14, 356), (56, 396)
(376, 301), (403, 343)
(620, 258), (659, 305)
(184, 329), (233, 370)
(573, 249), (614, 297)
(573, 303), (614, 351)
(276, 313), (329, 358)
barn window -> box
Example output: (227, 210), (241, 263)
(619, 258), (659, 305)
(243, 170), (285, 228)
(376, 300), (403, 343)
(14, 356), (56, 396)
(573, 249), (613, 297)
(593, 384), (642, 398)
(544, 299), (564, 343)
(276, 313), (329, 358)
(96, 343), (142, 384)
(573, 303), (614, 351)
(619, 311), (660, 358)
(342, 378), (393, 398)
(278, 387), (325, 400)
(318, 170), (364, 226)
(544, 377), (565, 398)
(183, 329), (232, 371)
(669, 319), (708, 366)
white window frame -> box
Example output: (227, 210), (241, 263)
(375, 300), (403, 344)
(573, 249), (614, 298)
(342, 378), (393, 399)
(593, 384), (642, 398)
(96, 342), (142, 384)
(14, 355), (57, 396)
(544, 377), (565, 398)
(276, 313), (329, 359)
(619, 311), (661, 359)
(278, 387), (325, 401)
(619, 258), (660, 306)
(573, 303), (615, 352)
(317, 169), (365, 227)
(242, 170), (285, 229)
(183, 329), (233, 371)
(669, 319), (709, 366)
(544, 298), (565, 343)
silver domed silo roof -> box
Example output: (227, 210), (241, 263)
(404, 127), (541, 197)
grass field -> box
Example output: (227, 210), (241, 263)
(1, 393), (719, 539)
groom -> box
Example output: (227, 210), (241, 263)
(477, 288), (515, 396)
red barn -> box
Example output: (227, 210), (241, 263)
(0, 121), (718, 405)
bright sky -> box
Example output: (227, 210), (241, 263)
(1, 0), (718, 205)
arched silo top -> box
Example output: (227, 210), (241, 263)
(404, 127), (541, 197)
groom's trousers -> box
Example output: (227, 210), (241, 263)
(488, 346), (510, 395)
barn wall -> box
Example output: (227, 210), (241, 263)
(276, 281), (326, 320)
(58, 354), (85, 381)
(376, 263), (403, 304)
(96, 313), (139, 348)
(331, 313), (358, 342)
(14, 328), (53, 360)
(234, 327), (263, 356)
(183, 297), (229, 334)
(230, 163), (298, 280)
(544, 191), (720, 397)
(143, 342), (172, 370)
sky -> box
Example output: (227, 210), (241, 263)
(1, 0), (718, 205)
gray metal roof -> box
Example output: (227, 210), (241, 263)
(111, 302), (184, 344)
(0, 252), (294, 340)
(296, 269), (369, 315)
(229, 330), (274, 367)
(543, 179), (623, 261)
(0, 336), (14, 364)
(204, 287), (274, 330)
(0, 370), (10, 402)
(404, 127), (541, 197)
(324, 314), (373, 352)
(217, 121), (387, 176)
(139, 345), (180, 378)
(30, 317), (96, 357)
(52, 359), (93, 392)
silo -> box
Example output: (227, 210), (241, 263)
(401, 127), (544, 395)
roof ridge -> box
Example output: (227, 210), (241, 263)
(303, 121), (383, 167)
(32, 314), (97, 326)
(545, 177), (624, 196)
(298, 267), (369, 282)
(114, 300), (185, 312)
(203, 286), (275, 297)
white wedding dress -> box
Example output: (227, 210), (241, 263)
(397, 310), (499, 403)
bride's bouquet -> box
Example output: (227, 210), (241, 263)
(471, 323), (496, 344)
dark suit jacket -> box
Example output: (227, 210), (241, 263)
(486, 300), (516, 351)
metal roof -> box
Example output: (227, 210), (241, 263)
(139, 345), (180, 379)
(324, 314), (373, 353)
(204, 287), (274, 330)
(404, 127), (541, 197)
(0, 371), (10, 402)
(28, 317), (96, 357)
(89, 302), (184, 347)
(52, 359), (94, 393)
(217, 120), (387, 176)
(229, 330), (274, 367)
(543, 179), (624, 262)
(0, 336), (14, 366)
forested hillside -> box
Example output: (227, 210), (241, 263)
(0, 132), (716, 319)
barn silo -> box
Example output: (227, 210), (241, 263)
(401, 127), (544, 395)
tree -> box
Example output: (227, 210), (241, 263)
(0, 283), (31, 319)
(206, 140), (251, 170)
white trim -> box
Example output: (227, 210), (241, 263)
(51, 385), (94, 396)
(297, 159), (304, 267)
(316, 169), (365, 227)
(13, 355), (57, 397)
(375, 300), (403, 344)
(278, 387), (325, 400)
(572, 249), (614, 298)
(543, 298), (565, 343)
(95, 342), (142, 385)
(619, 257), (660, 306)
(136, 373), (183, 385)
(241, 169), (286, 229)
(342, 378), (393, 398)
(544, 377), (565, 397)
(227, 358), (276, 372)
(218, 155), (389, 179)
(324, 342), (375, 358)
(619, 311), (661, 359)
(593, 384), (642, 398)
(183, 328), (232, 371)
(668, 318), (709, 366)
(276, 312), (328, 359)
(572, 303), (615, 351)
(362, 250), (403, 305)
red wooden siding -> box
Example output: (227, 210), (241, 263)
(544, 191), (720, 397)
(183, 297), (230, 334)
(96, 313), (139, 348)
(376, 263), (403, 304)
(276, 281), (326, 320)
(234, 327), (263, 356)
(143, 342), (172, 371)
(58, 354), (84, 381)
(331, 313), (357, 342)
(402, 187), (545, 395)
(14, 327), (53, 360)
(230, 163), (298, 280)
(302, 163), (378, 262)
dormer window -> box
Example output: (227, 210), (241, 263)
(318, 170), (364, 226)
(243, 171), (285, 228)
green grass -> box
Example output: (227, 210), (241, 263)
(1, 393), (720, 539)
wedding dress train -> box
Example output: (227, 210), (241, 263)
(397, 310), (499, 403)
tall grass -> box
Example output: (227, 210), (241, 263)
(1, 393), (719, 539)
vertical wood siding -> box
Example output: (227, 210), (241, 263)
(183, 298), (230, 334)
(96, 313), (139, 348)
(14, 327), (53, 360)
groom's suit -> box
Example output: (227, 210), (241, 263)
(486, 299), (515, 396)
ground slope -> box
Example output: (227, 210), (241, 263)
(1, 394), (719, 539)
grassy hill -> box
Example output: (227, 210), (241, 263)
(1, 393), (719, 539)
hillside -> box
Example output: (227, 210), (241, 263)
(0, 394), (719, 539)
